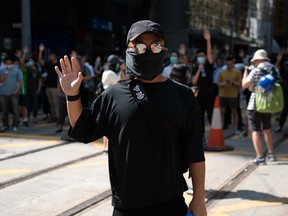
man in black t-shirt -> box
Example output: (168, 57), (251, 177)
(38, 44), (60, 122)
(55, 20), (206, 216)
(192, 29), (216, 143)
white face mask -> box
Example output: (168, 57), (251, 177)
(197, 57), (205, 64)
(6, 64), (13, 70)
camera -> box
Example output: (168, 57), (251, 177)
(246, 64), (255, 74)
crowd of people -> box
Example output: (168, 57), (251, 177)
(163, 30), (288, 165)
(0, 27), (287, 159)
(1, 19), (287, 215)
(0, 45), (126, 134)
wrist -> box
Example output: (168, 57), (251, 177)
(66, 93), (80, 101)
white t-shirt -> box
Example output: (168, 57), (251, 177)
(101, 70), (120, 89)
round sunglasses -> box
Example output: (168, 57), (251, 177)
(128, 42), (167, 54)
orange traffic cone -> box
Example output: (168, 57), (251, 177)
(204, 96), (234, 151)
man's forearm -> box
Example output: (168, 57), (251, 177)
(67, 100), (82, 128)
(206, 39), (213, 64)
(189, 161), (206, 201)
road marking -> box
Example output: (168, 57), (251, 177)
(0, 169), (32, 175)
(209, 200), (284, 215)
(34, 123), (54, 128)
(0, 133), (59, 140)
(0, 140), (60, 148)
(67, 160), (107, 168)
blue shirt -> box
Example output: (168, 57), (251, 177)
(0, 65), (23, 96)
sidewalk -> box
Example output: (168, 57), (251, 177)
(207, 138), (288, 216)
(0, 113), (70, 140)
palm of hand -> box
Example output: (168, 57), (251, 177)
(55, 56), (82, 96)
(60, 72), (79, 95)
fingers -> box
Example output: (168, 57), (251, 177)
(59, 58), (66, 74)
(71, 57), (80, 72)
(58, 55), (72, 75)
(58, 55), (79, 76)
(54, 66), (63, 78)
(77, 72), (83, 81)
(64, 55), (72, 74)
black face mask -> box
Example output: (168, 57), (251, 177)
(125, 49), (166, 80)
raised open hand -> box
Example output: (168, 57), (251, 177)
(39, 43), (45, 52)
(178, 43), (186, 56)
(203, 29), (211, 41)
(55, 55), (83, 96)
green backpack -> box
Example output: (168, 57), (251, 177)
(255, 83), (284, 113)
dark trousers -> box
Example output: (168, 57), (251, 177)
(112, 197), (188, 216)
(0, 94), (19, 127)
(27, 89), (38, 118)
(58, 96), (67, 125)
(197, 90), (216, 134)
(224, 93), (243, 130)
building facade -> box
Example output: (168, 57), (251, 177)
(187, 0), (275, 54)
(0, 0), (282, 60)
(273, 0), (288, 49)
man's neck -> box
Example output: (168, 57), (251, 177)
(138, 74), (167, 83)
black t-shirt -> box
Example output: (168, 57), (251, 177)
(26, 68), (41, 91)
(69, 79), (205, 209)
(192, 62), (214, 92)
(45, 62), (59, 88)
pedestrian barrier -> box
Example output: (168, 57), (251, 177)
(204, 96), (234, 151)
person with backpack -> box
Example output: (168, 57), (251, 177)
(242, 49), (281, 164)
(55, 20), (206, 216)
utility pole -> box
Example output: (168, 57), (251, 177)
(21, 0), (31, 51)
(230, 0), (235, 53)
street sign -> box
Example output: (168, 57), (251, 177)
(91, 19), (112, 32)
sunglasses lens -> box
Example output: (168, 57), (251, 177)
(151, 43), (162, 53)
(135, 44), (147, 54)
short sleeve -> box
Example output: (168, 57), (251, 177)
(68, 96), (106, 143)
(183, 92), (205, 163)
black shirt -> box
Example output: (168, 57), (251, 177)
(45, 62), (59, 88)
(192, 62), (214, 92)
(69, 79), (205, 209)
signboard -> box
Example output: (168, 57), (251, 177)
(91, 19), (113, 32)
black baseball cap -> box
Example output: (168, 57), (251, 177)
(126, 20), (165, 45)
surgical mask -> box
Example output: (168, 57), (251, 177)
(26, 61), (33, 68)
(6, 65), (13, 70)
(170, 56), (178, 64)
(126, 49), (166, 80)
(197, 56), (205, 64)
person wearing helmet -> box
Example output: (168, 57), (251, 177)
(55, 20), (206, 216)
(242, 49), (280, 164)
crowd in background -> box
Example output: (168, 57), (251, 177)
(0, 31), (288, 140)
(0, 44), (125, 134)
(163, 30), (288, 143)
